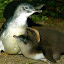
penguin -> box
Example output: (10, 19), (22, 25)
(0, 3), (42, 54)
(13, 27), (64, 63)
(3, 1), (44, 27)
(13, 28), (47, 62)
(3, 1), (44, 20)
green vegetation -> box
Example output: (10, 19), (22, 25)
(32, 15), (48, 22)
(0, 0), (13, 20)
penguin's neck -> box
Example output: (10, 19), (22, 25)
(15, 15), (27, 26)
(12, 14), (28, 27)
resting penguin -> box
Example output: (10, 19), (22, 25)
(0, 3), (42, 54)
(13, 28), (47, 62)
(13, 28), (64, 63)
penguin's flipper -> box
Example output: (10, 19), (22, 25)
(0, 39), (4, 52)
(42, 48), (56, 63)
(0, 17), (12, 37)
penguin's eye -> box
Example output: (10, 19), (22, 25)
(25, 7), (28, 9)
(23, 38), (28, 43)
(23, 6), (28, 10)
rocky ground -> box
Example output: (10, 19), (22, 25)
(0, 18), (64, 64)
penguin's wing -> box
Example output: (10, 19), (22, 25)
(0, 17), (12, 36)
(42, 47), (56, 63)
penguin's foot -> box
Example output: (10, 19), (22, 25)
(1, 52), (8, 56)
(1, 50), (8, 56)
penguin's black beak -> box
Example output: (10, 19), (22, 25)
(34, 9), (42, 13)
(27, 9), (42, 13)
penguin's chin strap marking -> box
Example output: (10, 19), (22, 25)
(27, 27), (40, 42)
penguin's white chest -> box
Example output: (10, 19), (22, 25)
(1, 26), (26, 39)
(1, 27), (26, 54)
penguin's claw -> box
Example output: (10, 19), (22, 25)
(1, 52), (8, 56)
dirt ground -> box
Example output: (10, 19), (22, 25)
(0, 54), (64, 64)
(0, 18), (64, 64)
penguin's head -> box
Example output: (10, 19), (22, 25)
(13, 34), (38, 54)
(13, 3), (42, 18)
(13, 29), (39, 50)
(13, 34), (37, 46)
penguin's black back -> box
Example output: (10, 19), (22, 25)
(38, 28), (64, 62)
(0, 17), (13, 36)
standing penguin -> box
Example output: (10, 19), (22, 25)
(0, 3), (42, 54)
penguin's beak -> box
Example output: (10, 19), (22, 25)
(27, 9), (42, 13)
(34, 4), (45, 13)
(34, 10), (42, 13)
(35, 4), (45, 10)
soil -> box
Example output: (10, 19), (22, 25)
(0, 18), (64, 64)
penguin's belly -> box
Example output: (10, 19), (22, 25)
(1, 27), (26, 54)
